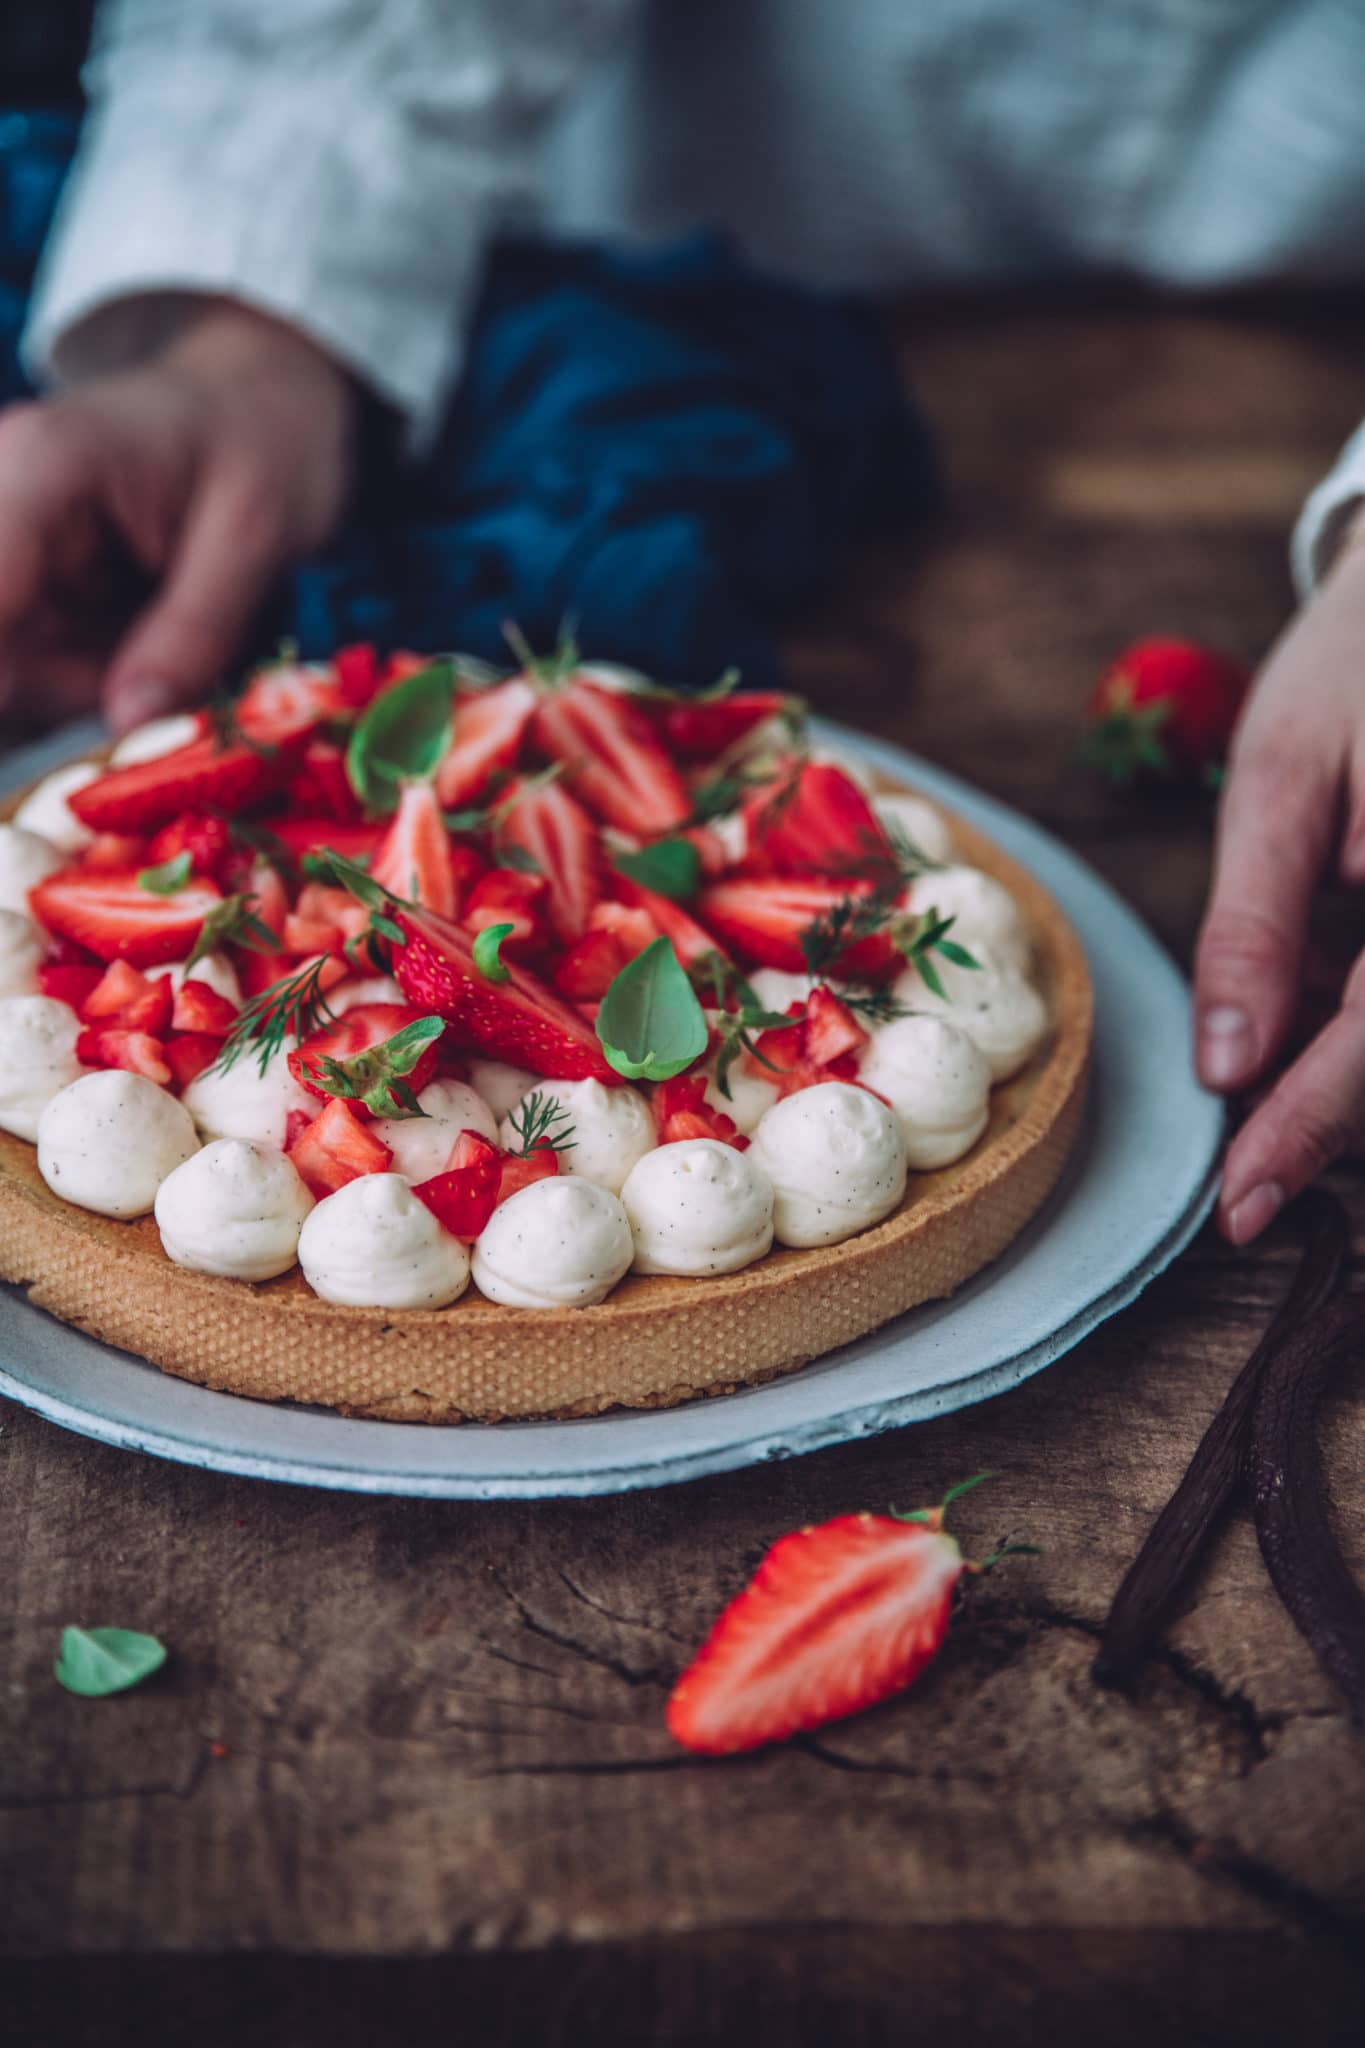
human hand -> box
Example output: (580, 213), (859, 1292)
(1194, 537), (1365, 1241)
(0, 298), (358, 733)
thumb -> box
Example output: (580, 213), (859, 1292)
(101, 468), (286, 732)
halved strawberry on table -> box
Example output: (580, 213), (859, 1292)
(533, 680), (692, 839)
(434, 677), (538, 809)
(30, 870), (225, 967)
(288, 1002), (443, 1117)
(496, 776), (601, 943)
(395, 906), (619, 1083)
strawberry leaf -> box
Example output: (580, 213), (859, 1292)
(613, 838), (702, 902)
(136, 851), (193, 896)
(346, 661), (455, 813)
(55, 1625), (167, 1697)
(597, 936), (709, 1082)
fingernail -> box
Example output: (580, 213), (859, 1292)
(109, 679), (174, 733)
(1198, 1006), (1254, 1088)
(1225, 1180), (1285, 1245)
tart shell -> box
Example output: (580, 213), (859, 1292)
(0, 777), (1091, 1422)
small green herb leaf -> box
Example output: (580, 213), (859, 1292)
(596, 936), (709, 1082)
(136, 851), (193, 895)
(345, 661), (455, 813)
(473, 922), (515, 984)
(185, 893), (283, 973)
(507, 1089), (577, 1157)
(613, 837), (702, 902)
(55, 1625), (167, 1697)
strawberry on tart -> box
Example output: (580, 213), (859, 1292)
(0, 643), (1090, 1420)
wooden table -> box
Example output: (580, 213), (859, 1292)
(4, 296), (1365, 2045)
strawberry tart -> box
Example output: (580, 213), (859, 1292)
(0, 643), (1090, 1420)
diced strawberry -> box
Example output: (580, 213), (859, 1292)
(263, 817), (385, 864)
(286, 737), (361, 820)
(236, 662), (341, 745)
(533, 681), (691, 838)
(697, 876), (895, 978)
(744, 759), (894, 877)
(145, 812), (233, 883)
(171, 979), (239, 1036)
(465, 869), (551, 960)
(586, 900), (659, 960)
(658, 691), (790, 762)
(745, 991), (864, 1100)
(30, 870), (224, 968)
(448, 839), (488, 913)
(333, 642), (384, 708)
(284, 1108), (316, 1150)
(286, 1097), (393, 1197)
(609, 873), (725, 969)
(75, 1026), (172, 1088)
(68, 732), (300, 836)
(248, 861), (289, 938)
(496, 1146), (559, 1204)
(370, 781), (456, 917)
(83, 833), (149, 872)
(283, 913), (344, 957)
(395, 905), (619, 1083)
(288, 1001), (441, 1115)
(653, 1074), (747, 1150)
(552, 927), (628, 1002)
(666, 1503), (971, 1755)
(496, 776), (602, 943)
(236, 948), (348, 1009)
(801, 985), (869, 1067)
(434, 678), (537, 809)
(413, 1129), (501, 1239)
(163, 1032), (223, 1091)
(83, 959), (152, 1019)
(36, 961), (104, 1011)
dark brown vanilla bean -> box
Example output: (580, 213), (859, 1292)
(1093, 1190), (1349, 1688)
(1248, 1291), (1365, 1725)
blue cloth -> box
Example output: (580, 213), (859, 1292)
(0, 110), (935, 690)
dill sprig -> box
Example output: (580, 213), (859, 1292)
(506, 1090), (577, 1157)
(209, 954), (343, 1078)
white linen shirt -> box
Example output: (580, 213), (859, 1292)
(23, 0), (1365, 584)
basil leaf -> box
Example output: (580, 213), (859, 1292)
(473, 922), (514, 984)
(55, 1625), (167, 1697)
(937, 939), (980, 970)
(613, 838), (701, 902)
(596, 936), (709, 1082)
(136, 851), (193, 895)
(345, 661), (455, 813)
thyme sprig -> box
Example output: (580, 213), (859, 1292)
(691, 952), (795, 1100)
(506, 1090), (576, 1157)
(897, 907), (979, 1001)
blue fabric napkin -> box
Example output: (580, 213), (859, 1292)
(1, 110), (936, 691)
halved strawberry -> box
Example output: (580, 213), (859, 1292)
(413, 1129), (501, 1239)
(395, 905), (618, 1083)
(68, 729), (300, 836)
(145, 811), (234, 883)
(171, 979), (239, 1036)
(287, 1096), (393, 1197)
(288, 1001), (441, 1116)
(465, 869), (552, 960)
(497, 1146), (559, 1204)
(370, 781), (456, 917)
(653, 1074), (746, 1150)
(435, 678), (537, 808)
(659, 691), (790, 762)
(696, 876), (893, 977)
(235, 661), (341, 744)
(609, 873), (724, 969)
(36, 961), (103, 1011)
(496, 776), (601, 943)
(286, 737), (362, 820)
(30, 870), (224, 968)
(552, 927), (628, 1002)
(667, 1494), (976, 1756)
(744, 759), (893, 877)
(533, 681), (691, 838)
(75, 1026), (172, 1088)
(267, 817), (386, 864)
(163, 1032), (223, 1091)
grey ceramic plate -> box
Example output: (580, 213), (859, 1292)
(0, 720), (1221, 1497)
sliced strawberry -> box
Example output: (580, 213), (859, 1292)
(370, 781), (456, 917)
(586, 900), (659, 959)
(267, 817), (386, 864)
(288, 1001), (441, 1115)
(236, 661), (341, 745)
(610, 873), (724, 969)
(75, 1026), (172, 1088)
(171, 979), (239, 1036)
(163, 1032), (223, 1091)
(435, 677), (537, 808)
(145, 812), (234, 883)
(465, 868), (551, 960)
(413, 1129), (501, 1239)
(286, 737), (361, 820)
(497, 1146), (559, 1204)
(283, 912), (344, 957)
(552, 927), (628, 1002)
(395, 905), (618, 1083)
(496, 776), (601, 943)
(696, 876), (893, 977)
(36, 961), (104, 1011)
(744, 759), (893, 877)
(247, 861), (289, 938)
(659, 691), (790, 762)
(801, 985), (869, 1067)
(653, 1074), (747, 1150)
(30, 870), (224, 968)
(666, 1509), (967, 1755)
(68, 731), (300, 836)
(83, 959), (154, 1019)
(533, 681), (691, 838)
(286, 1096), (393, 1197)
(682, 824), (738, 879)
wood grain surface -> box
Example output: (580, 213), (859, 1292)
(4, 292), (1365, 2045)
